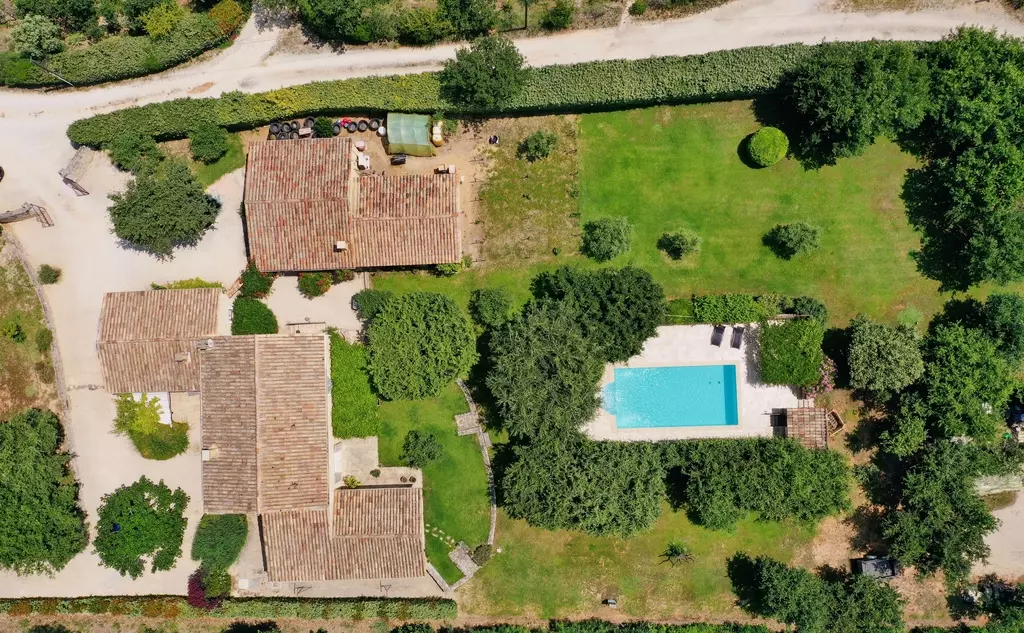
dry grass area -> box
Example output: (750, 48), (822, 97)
(0, 242), (58, 419)
(831, 0), (974, 11)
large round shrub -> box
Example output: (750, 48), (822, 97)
(748, 127), (789, 167)
(191, 514), (248, 571)
(188, 122), (229, 164)
(366, 292), (476, 400)
(231, 297), (278, 335)
(469, 287), (514, 328)
(581, 217), (632, 262)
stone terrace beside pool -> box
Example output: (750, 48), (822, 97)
(584, 324), (799, 441)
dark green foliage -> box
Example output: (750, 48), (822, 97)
(628, 0), (647, 14)
(983, 292), (1024, 362)
(296, 0), (387, 43)
(469, 287), (514, 328)
(352, 288), (393, 322)
(239, 261), (274, 298)
(781, 40), (929, 167)
(35, 327), (53, 354)
(329, 332), (379, 438)
(10, 15), (64, 60)
(739, 556), (905, 633)
(191, 514), (248, 571)
(439, 36), (527, 108)
(123, 0), (168, 30)
(847, 315), (923, 396)
(37, 264), (61, 285)
(470, 543), (492, 565)
(581, 217), (632, 262)
(0, 409), (87, 575)
(401, 430), (443, 468)
(188, 122), (229, 164)
(881, 441), (1000, 583)
(759, 319), (825, 387)
(530, 266), (666, 363)
(663, 439), (850, 530)
(15, 0), (96, 32)
(366, 292), (476, 400)
(517, 130), (557, 162)
(501, 439), (666, 537)
(93, 476), (189, 579)
(692, 293), (779, 323)
(231, 297), (279, 335)
(397, 7), (451, 45)
(787, 296), (828, 325)
(113, 394), (190, 460)
(542, 0), (574, 30)
(747, 127), (788, 167)
(657, 230), (701, 260)
(763, 222), (822, 259)
(106, 131), (165, 173)
(487, 303), (603, 440)
(108, 159), (219, 258)
(880, 391), (929, 457)
(298, 272), (333, 298)
(921, 324), (1013, 440)
(312, 117), (336, 138)
(436, 0), (496, 37)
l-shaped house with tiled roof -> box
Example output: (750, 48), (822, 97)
(97, 288), (427, 585)
(243, 137), (462, 273)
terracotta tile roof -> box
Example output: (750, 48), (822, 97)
(786, 407), (829, 450)
(256, 335), (330, 512)
(199, 336), (258, 514)
(99, 289), (219, 342)
(243, 137), (461, 272)
(261, 488), (425, 581)
(97, 289), (220, 394)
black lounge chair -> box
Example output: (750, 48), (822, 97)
(731, 326), (745, 349)
(711, 325), (726, 346)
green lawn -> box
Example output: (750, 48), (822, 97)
(377, 384), (491, 585)
(462, 506), (816, 619)
(194, 133), (246, 188)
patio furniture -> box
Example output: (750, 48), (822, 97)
(827, 409), (846, 436)
(731, 326), (745, 349)
(711, 325), (725, 346)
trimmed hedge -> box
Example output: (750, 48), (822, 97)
(1, 13), (229, 88)
(67, 43), (857, 148)
(0, 597), (458, 620)
(692, 293), (780, 323)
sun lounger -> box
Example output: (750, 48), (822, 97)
(731, 327), (745, 349)
(711, 325), (726, 346)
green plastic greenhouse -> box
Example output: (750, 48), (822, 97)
(386, 113), (435, 157)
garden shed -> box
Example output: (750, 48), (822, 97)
(386, 113), (435, 157)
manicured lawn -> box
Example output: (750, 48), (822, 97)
(462, 506), (816, 619)
(377, 384), (491, 585)
(194, 133), (246, 188)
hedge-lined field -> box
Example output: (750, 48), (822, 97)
(0, 8), (244, 88)
(0, 596), (457, 620)
(66, 43), (854, 147)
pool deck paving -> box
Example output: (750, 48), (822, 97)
(584, 324), (799, 441)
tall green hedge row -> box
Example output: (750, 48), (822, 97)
(67, 43), (851, 147)
(0, 596), (457, 620)
(0, 13), (231, 88)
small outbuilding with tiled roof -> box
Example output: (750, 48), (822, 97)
(243, 137), (461, 273)
(784, 407), (829, 450)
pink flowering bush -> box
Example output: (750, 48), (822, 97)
(806, 356), (837, 399)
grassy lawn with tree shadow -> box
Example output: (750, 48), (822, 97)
(193, 133), (246, 188)
(377, 383), (491, 585)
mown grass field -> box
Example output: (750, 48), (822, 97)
(377, 384), (492, 584)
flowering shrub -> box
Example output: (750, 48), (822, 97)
(186, 569), (221, 610)
(805, 356), (837, 399)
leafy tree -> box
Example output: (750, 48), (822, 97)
(880, 391), (928, 457)
(191, 514), (247, 571)
(542, 0), (573, 29)
(747, 127), (789, 167)
(94, 476), (189, 579)
(401, 430), (443, 468)
(231, 297), (279, 335)
(108, 159), (220, 258)
(881, 441), (999, 583)
(581, 217), (632, 262)
(517, 130), (557, 162)
(788, 296), (828, 325)
(121, 0), (168, 31)
(397, 7), (451, 45)
(847, 315), (923, 396)
(439, 36), (527, 108)
(921, 324), (1013, 440)
(436, 0), (496, 37)
(530, 266), (666, 363)
(14, 0), (96, 32)
(142, 1), (185, 37)
(239, 261), (274, 298)
(782, 40), (929, 167)
(763, 222), (822, 259)
(297, 0), (381, 42)
(486, 302), (603, 440)
(984, 292), (1024, 362)
(297, 272), (333, 298)
(759, 319), (825, 387)
(188, 122), (229, 164)
(500, 439), (665, 537)
(10, 15), (64, 60)
(657, 230), (701, 260)
(352, 288), (393, 322)
(366, 292), (476, 400)
(0, 409), (88, 575)
(628, 0), (646, 14)
(106, 131), (165, 173)
(469, 287), (514, 328)
(113, 393), (189, 460)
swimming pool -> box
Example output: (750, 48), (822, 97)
(601, 364), (739, 428)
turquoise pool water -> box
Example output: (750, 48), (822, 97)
(602, 364), (739, 428)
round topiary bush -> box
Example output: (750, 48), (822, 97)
(581, 217), (633, 262)
(231, 297), (279, 335)
(629, 0), (647, 15)
(747, 127), (789, 167)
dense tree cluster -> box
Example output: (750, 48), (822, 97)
(847, 315), (923, 397)
(439, 36), (528, 108)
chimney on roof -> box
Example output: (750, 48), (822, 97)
(197, 338), (215, 351)
(335, 240), (348, 252)
(173, 351), (191, 363)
